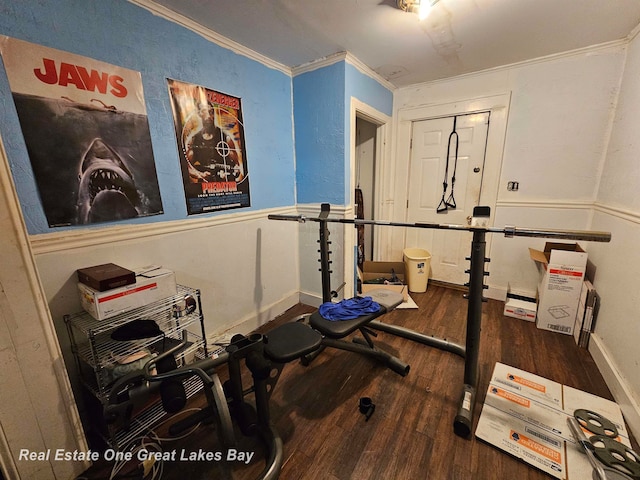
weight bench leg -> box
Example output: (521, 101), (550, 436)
(321, 338), (410, 376)
(300, 345), (326, 366)
(368, 320), (465, 358)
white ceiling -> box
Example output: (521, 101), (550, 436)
(147, 0), (640, 87)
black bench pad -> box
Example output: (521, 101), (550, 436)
(264, 322), (322, 363)
(309, 306), (388, 339)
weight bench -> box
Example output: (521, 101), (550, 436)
(264, 289), (409, 376)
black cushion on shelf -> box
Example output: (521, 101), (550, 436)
(111, 319), (162, 341)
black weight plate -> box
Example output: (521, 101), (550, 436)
(590, 435), (640, 479)
(574, 408), (619, 438)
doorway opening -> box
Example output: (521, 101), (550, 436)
(345, 98), (392, 298)
(355, 117), (377, 269)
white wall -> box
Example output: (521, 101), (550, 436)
(588, 28), (640, 437)
(391, 42), (626, 298)
(33, 212), (300, 344)
(390, 38), (640, 438)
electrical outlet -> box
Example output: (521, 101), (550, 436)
(507, 181), (519, 191)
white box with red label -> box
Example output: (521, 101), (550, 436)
(78, 266), (177, 320)
(503, 284), (537, 321)
(529, 243), (588, 335)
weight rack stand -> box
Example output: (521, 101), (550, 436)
(268, 203), (611, 437)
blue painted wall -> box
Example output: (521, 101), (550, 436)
(0, 0), (295, 234)
(293, 61), (393, 204)
(293, 62), (346, 205)
(345, 63), (393, 121)
(344, 62), (393, 201)
(0, 1), (394, 232)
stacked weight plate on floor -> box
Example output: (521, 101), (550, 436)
(574, 409), (640, 479)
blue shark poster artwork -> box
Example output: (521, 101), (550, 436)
(0, 36), (163, 227)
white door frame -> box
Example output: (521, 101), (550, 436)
(386, 93), (512, 263)
(346, 98), (392, 296)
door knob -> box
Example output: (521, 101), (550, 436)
(473, 167), (481, 173)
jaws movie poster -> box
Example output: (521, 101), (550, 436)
(167, 78), (250, 215)
(0, 36), (163, 227)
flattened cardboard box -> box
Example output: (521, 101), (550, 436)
(529, 243), (588, 335)
(78, 267), (177, 320)
(476, 362), (631, 479)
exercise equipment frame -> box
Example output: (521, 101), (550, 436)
(268, 203), (611, 437)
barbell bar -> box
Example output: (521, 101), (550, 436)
(267, 213), (611, 243)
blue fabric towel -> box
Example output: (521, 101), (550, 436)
(319, 296), (381, 321)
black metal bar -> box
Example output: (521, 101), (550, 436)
(368, 320), (465, 358)
(268, 212), (612, 243)
(318, 215), (332, 304)
(321, 337), (410, 376)
(453, 229), (486, 437)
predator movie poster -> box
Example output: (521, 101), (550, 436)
(167, 78), (250, 215)
(0, 36), (163, 227)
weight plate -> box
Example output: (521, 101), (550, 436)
(574, 409), (619, 438)
(590, 435), (640, 479)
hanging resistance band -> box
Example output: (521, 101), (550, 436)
(437, 116), (459, 213)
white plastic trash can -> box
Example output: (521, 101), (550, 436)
(403, 248), (431, 293)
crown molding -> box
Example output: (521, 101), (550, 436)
(291, 51), (348, 77)
(345, 52), (397, 91)
(404, 38), (628, 89)
(128, 0), (291, 75)
(291, 51), (396, 92)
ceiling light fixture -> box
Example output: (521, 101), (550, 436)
(396, 0), (440, 20)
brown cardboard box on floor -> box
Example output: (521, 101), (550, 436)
(359, 261), (408, 302)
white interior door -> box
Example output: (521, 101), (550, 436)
(405, 112), (490, 285)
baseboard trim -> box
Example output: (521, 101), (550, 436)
(427, 279), (466, 292)
(419, 281), (511, 303)
(589, 333), (640, 440)
(299, 290), (322, 308)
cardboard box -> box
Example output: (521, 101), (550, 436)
(78, 267), (177, 320)
(504, 297), (537, 321)
(529, 243), (588, 335)
(77, 263), (136, 291)
(503, 284), (537, 321)
(476, 362), (631, 480)
(360, 261), (408, 302)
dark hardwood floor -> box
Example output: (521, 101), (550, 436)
(79, 285), (637, 479)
